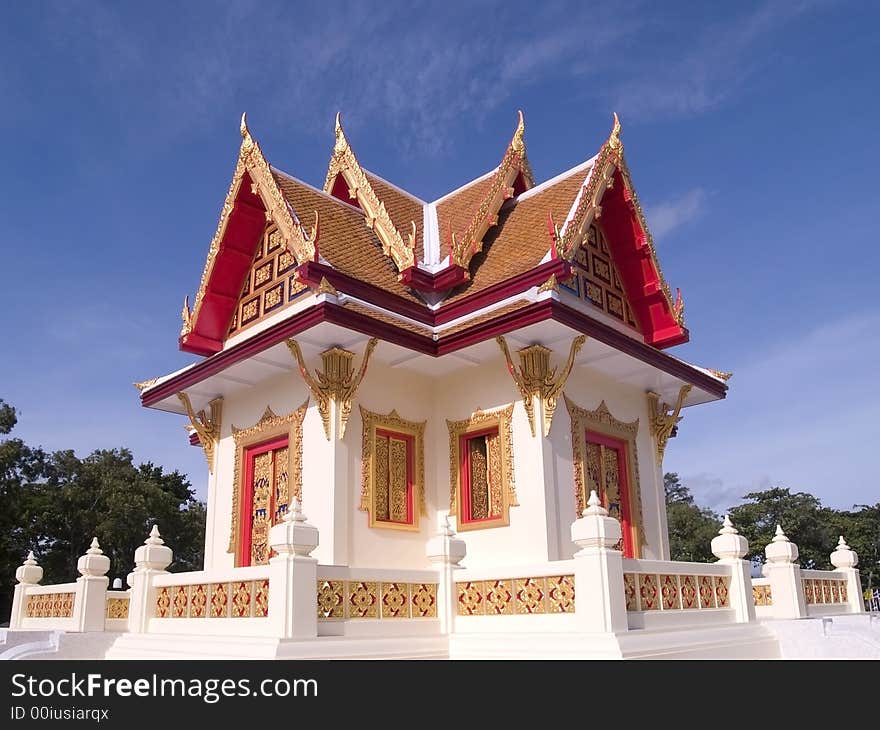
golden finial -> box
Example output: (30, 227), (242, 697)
(181, 295), (193, 335)
(707, 369), (733, 382)
(608, 112), (622, 151)
(511, 110), (526, 154)
(133, 377), (158, 392)
(240, 112), (249, 139)
(673, 287), (684, 323)
(334, 112), (347, 153)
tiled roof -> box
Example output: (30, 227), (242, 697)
(272, 171), (423, 304)
(441, 168), (588, 305)
(435, 174), (495, 261)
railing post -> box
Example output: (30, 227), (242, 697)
(426, 516), (467, 634)
(763, 525), (806, 619)
(830, 536), (866, 614)
(74, 537), (111, 632)
(10, 552), (43, 629)
(711, 516), (756, 623)
(127, 526), (173, 633)
(267, 498), (319, 639)
(570, 490), (628, 633)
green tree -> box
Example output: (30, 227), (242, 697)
(826, 503), (880, 594)
(664, 473), (721, 563)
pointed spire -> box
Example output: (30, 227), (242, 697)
(582, 489), (609, 517)
(719, 514), (738, 535)
(837, 535), (850, 550)
(87, 537), (103, 555)
(772, 524), (790, 543)
(24, 551), (37, 565)
(511, 109), (526, 154)
(333, 111), (348, 153)
(240, 111), (249, 139)
(608, 112), (622, 151)
(145, 524), (165, 546)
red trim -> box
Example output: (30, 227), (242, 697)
(375, 429), (415, 525)
(459, 427), (501, 524)
(238, 435), (289, 567)
(398, 264), (469, 292)
(586, 431), (633, 557)
(145, 298), (723, 409)
(188, 432), (201, 446)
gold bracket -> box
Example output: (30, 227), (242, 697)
(286, 337), (379, 440)
(178, 393), (223, 474)
(496, 334), (586, 436)
(647, 384), (692, 465)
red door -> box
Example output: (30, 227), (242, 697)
(584, 431), (634, 556)
(238, 436), (289, 567)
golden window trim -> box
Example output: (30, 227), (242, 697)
(447, 404), (517, 531)
(563, 393), (645, 555)
(359, 406), (426, 532)
(227, 399), (308, 557)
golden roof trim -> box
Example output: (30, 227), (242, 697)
(449, 110), (535, 270)
(133, 377), (159, 392)
(557, 113), (684, 329)
(323, 114), (416, 273)
(182, 113), (320, 337)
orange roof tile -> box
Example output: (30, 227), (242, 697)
(364, 171), (425, 263)
(435, 174), (495, 261)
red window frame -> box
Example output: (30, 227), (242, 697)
(459, 425), (501, 525)
(586, 430), (634, 557)
(374, 428), (416, 525)
(238, 434), (289, 567)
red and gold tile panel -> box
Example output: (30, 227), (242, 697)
(455, 575), (575, 616)
(752, 584), (773, 606)
(25, 592), (75, 619)
(625, 573), (733, 611)
(316, 580), (438, 619)
(106, 597), (130, 620)
(228, 224), (310, 338)
(802, 578), (847, 604)
(153, 580), (270, 618)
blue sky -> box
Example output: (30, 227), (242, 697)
(1, 1), (878, 515)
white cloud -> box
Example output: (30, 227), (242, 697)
(645, 188), (707, 238)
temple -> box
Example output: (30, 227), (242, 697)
(4, 113), (875, 660)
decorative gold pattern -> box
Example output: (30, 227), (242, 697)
(449, 111), (534, 271)
(106, 597), (130, 619)
(447, 404), (517, 530)
(287, 338), (378, 440)
(155, 588), (171, 618)
(660, 574), (681, 610)
(231, 581), (252, 617)
(802, 577), (847, 604)
(496, 334), (586, 436)
(626, 573), (726, 611)
(624, 573), (638, 610)
(210, 583), (228, 618)
(359, 406), (426, 530)
(184, 113), (320, 337)
(324, 114), (416, 273)
(698, 575), (715, 608)
(411, 583), (438, 618)
(317, 580), (346, 619)
(713, 576), (730, 608)
(317, 276), (338, 296)
(638, 574), (659, 610)
(227, 223), (310, 338)
(455, 575), (574, 616)
(152, 581), (268, 618)
(680, 575), (698, 609)
(565, 395), (644, 555)
(556, 114), (683, 330)
(229, 401), (308, 557)
(706, 368), (733, 382)
(173, 585), (188, 618)
(348, 581), (378, 618)
(380, 582), (409, 618)
(25, 592), (75, 619)
(647, 385), (692, 465)
(315, 580), (437, 620)
(752, 584), (773, 606)
(178, 393), (222, 474)
(133, 378), (158, 392)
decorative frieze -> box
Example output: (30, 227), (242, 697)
(316, 580), (437, 620)
(455, 575), (574, 616)
(25, 592), (75, 619)
(625, 572), (730, 611)
(154, 580), (270, 619)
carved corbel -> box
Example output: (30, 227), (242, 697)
(178, 393), (223, 473)
(286, 337), (379, 440)
(647, 384), (692, 465)
(496, 334), (586, 436)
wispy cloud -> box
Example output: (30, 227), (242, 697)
(645, 188), (707, 238)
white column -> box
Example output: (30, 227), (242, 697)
(10, 552), (43, 629)
(711, 515), (756, 623)
(126, 526), (173, 633)
(570, 490), (628, 633)
(73, 537), (111, 632)
(763, 525), (806, 619)
(425, 516), (467, 634)
(267, 498), (319, 639)
(830, 536), (866, 614)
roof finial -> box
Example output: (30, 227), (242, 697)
(608, 112), (622, 151)
(240, 112), (249, 139)
(334, 112), (347, 153)
(511, 110), (526, 154)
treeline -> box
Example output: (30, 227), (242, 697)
(665, 473), (879, 591)
(0, 398), (205, 624)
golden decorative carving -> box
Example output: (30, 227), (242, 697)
(455, 575), (574, 616)
(316, 580), (437, 620)
(178, 393), (223, 474)
(449, 111), (534, 271)
(359, 406), (426, 531)
(564, 394), (644, 555)
(555, 114), (684, 330)
(537, 274), (559, 293)
(323, 114), (415, 273)
(707, 368), (733, 382)
(286, 337), (378, 440)
(228, 400), (308, 557)
(447, 404), (517, 530)
(26, 592), (75, 619)
(317, 276), (338, 296)
(183, 113), (320, 337)
(133, 377), (158, 392)
(106, 597), (130, 619)
(496, 335), (586, 436)
(647, 385), (692, 465)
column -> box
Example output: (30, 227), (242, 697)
(126, 526), (173, 633)
(710, 515), (756, 623)
(74, 537), (111, 632)
(830, 536), (866, 614)
(425, 516), (467, 634)
(10, 552), (43, 629)
(763, 525), (806, 619)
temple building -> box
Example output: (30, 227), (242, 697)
(6, 112), (872, 660)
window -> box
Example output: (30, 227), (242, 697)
(565, 395), (643, 558)
(230, 401), (307, 566)
(447, 405), (517, 531)
(360, 407), (425, 530)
